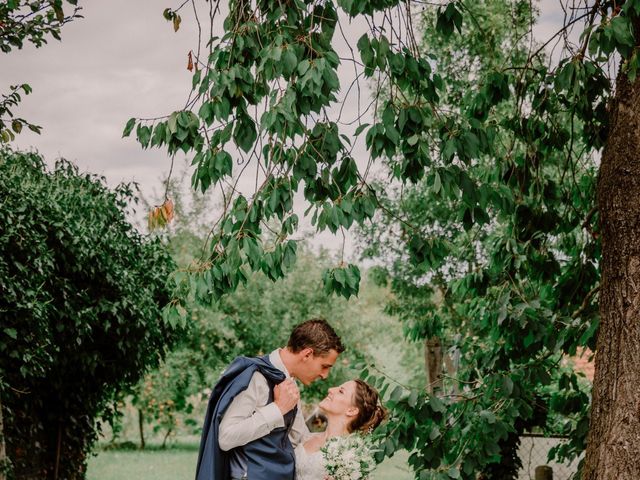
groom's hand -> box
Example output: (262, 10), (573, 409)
(274, 378), (300, 415)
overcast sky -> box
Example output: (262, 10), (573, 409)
(4, 2), (197, 194)
(2, 0), (562, 256)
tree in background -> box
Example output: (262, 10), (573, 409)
(131, 251), (354, 447)
(358, 1), (595, 477)
(0, 0), (81, 142)
(0, 149), (181, 480)
(127, 170), (420, 447)
(128, 0), (640, 477)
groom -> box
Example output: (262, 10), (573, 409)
(195, 318), (345, 480)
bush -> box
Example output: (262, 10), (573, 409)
(0, 149), (181, 479)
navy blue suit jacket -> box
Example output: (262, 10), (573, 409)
(194, 355), (290, 480)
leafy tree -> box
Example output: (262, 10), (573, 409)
(357, 1), (595, 477)
(128, 0), (640, 477)
(0, 149), (181, 479)
(0, 0), (81, 142)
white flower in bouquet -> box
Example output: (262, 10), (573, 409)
(321, 434), (377, 480)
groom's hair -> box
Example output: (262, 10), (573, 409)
(287, 318), (344, 356)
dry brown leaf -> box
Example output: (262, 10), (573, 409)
(161, 199), (175, 222)
(148, 199), (175, 231)
(187, 51), (194, 72)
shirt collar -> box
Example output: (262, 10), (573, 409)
(269, 348), (291, 378)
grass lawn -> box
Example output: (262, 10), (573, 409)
(87, 443), (413, 480)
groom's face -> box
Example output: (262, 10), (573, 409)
(297, 348), (339, 385)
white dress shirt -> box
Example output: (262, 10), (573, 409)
(218, 349), (311, 452)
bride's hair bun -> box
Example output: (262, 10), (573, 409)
(349, 379), (387, 434)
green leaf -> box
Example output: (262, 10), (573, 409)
(298, 60), (311, 75)
(447, 467), (461, 479)
(355, 123), (370, 136)
(53, 4), (65, 22)
(460, 131), (480, 160)
(122, 118), (136, 138)
(611, 16), (634, 48)
(167, 112), (178, 133)
(436, 3), (462, 38)
(233, 116), (257, 153)
(283, 48), (297, 75)
(175, 304), (188, 327)
(136, 124), (152, 148)
(479, 410), (496, 424)
(382, 104), (395, 128)
(433, 171), (441, 193)
(344, 266), (358, 289)
(429, 395), (445, 412)
(390, 385), (403, 402)
(502, 376), (514, 396)
(579, 317), (599, 344)
(389, 53), (405, 74)
(192, 69), (202, 90)
(4, 328), (17, 339)
(357, 34), (375, 68)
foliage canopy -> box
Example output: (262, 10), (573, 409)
(127, 0), (639, 477)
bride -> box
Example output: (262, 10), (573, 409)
(295, 379), (386, 480)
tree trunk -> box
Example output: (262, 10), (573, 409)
(161, 427), (172, 449)
(583, 64), (640, 478)
(442, 346), (460, 396)
(53, 423), (61, 480)
(138, 408), (145, 450)
(534, 466), (553, 480)
(424, 337), (443, 394)
(0, 392), (7, 480)
(4, 393), (88, 480)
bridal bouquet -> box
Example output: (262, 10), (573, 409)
(321, 434), (376, 480)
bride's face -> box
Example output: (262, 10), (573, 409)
(319, 380), (359, 417)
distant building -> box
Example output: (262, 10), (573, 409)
(567, 347), (594, 382)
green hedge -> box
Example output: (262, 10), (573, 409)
(0, 149), (180, 479)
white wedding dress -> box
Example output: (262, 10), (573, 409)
(294, 444), (327, 480)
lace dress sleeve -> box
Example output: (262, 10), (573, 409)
(294, 443), (327, 480)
